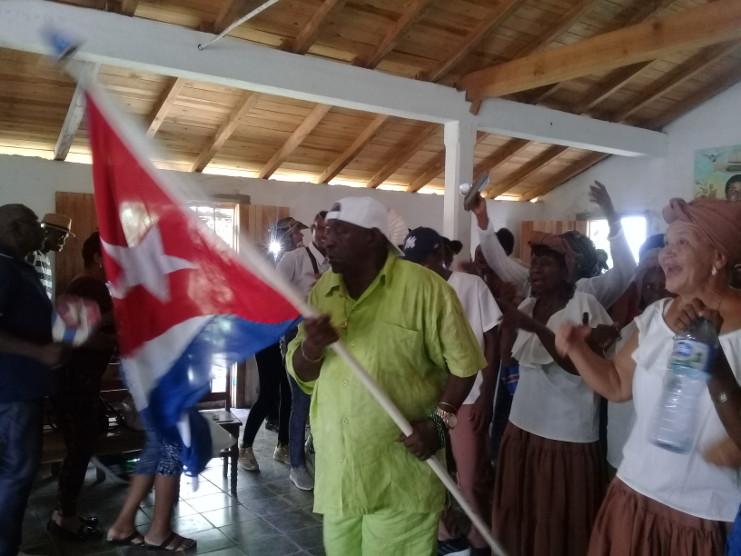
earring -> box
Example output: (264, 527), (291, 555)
(711, 266), (718, 276)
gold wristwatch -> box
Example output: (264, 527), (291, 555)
(434, 406), (458, 430)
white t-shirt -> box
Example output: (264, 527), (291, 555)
(276, 243), (328, 299)
(509, 291), (613, 443)
(617, 298), (741, 522)
(447, 271), (502, 405)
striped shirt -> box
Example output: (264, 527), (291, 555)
(28, 250), (53, 298)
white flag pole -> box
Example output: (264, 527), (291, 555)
(64, 50), (506, 556)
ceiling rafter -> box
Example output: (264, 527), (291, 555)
(317, 113), (388, 184)
(460, 0), (741, 99)
(54, 62), (99, 161)
(420, 0), (527, 82)
(365, 123), (438, 189)
(521, 152), (607, 201)
(257, 103), (333, 179)
(648, 59), (741, 130)
(572, 63), (652, 115)
(406, 130), (487, 193)
(516, 0), (597, 58)
(191, 91), (260, 172)
(485, 145), (569, 198)
(405, 0), (595, 193)
(406, 152), (445, 193)
(212, 0), (266, 34)
(476, 41), (741, 197)
(613, 40), (741, 124)
(474, 139), (530, 182)
(354, 0), (432, 68)
(146, 77), (185, 137)
(519, 0), (681, 105)
(281, 0), (346, 54)
(313, 0), (431, 183)
(107, 0), (138, 16)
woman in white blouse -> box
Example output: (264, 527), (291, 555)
(557, 197), (741, 556)
(492, 232), (614, 556)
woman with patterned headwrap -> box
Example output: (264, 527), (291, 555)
(492, 231), (614, 556)
(557, 197), (741, 555)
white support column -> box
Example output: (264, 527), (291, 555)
(443, 119), (476, 260)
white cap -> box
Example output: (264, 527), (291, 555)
(326, 197), (401, 253)
(326, 197), (389, 235)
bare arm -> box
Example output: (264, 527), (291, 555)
(579, 182), (637, 307)
(556, 324), (637, 401)
(470, 327), (500, 432)
(0, 331), (64, 368)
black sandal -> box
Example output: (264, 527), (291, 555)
(47, 518), (102, 541)
(144, 532), (197, 552)
(107, 531), (146, 546)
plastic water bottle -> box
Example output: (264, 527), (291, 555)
(651, 317), (719, 454)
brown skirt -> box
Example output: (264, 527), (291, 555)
(588, 478), (728, 556)
(492, 423), (608, 556)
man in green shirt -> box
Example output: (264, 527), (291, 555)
(287, 197), (486, 556)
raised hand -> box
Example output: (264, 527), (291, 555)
(589, 181), (618, 222)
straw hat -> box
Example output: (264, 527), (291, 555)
(41, 213), (75, 237)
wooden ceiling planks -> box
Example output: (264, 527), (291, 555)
(2, 0), (739, 198)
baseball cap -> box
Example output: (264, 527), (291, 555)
(326, 197), (401, 254)
(403, 227), (443, 263)
(272, 216), (307, 237)
(41, 213), (75, 237)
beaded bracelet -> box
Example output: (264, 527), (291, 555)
(426, 411), (447, 451)
(300, 341), (324, 364)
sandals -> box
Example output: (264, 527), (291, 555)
(107, 531), (146, 547)
(46, 518), (102, 541)
(144, 532), (197, 552)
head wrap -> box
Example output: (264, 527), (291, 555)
(662, 198), (741, 266)
(529, 231), (578, 284)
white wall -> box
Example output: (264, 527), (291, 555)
(0, 154), (443, 232)
(0, 153), (544, 250)
(538, 82), (741, 235)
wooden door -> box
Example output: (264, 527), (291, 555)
(519, 220), (588, 264)
(239, 203), (290, 249)
(55, 191), (98, 297)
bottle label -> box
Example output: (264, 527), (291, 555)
(671, 339), (712, 372)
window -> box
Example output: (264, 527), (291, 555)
(587, 215), (647, 268)
(189, 202), (239, 393)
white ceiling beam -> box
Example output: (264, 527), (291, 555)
(0, 0), (667, 157)
(476, 98), (667, 157)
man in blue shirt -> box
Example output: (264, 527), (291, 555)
(0, 204), (64, 556)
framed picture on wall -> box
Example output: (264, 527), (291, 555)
(694, 144), (741, 202)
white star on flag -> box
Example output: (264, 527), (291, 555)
(102, 224), (196, 303)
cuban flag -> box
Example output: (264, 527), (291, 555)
(84, 80), (302, 476)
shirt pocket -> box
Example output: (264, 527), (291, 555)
(362, 321), (424, 377)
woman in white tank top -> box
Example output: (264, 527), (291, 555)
(557, 197), (741, 556)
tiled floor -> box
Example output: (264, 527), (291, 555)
(22, 410), (323, 556)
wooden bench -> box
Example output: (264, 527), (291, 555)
(40, 374), (241, 491)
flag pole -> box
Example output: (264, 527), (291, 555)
(59, 45), (505, 556)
